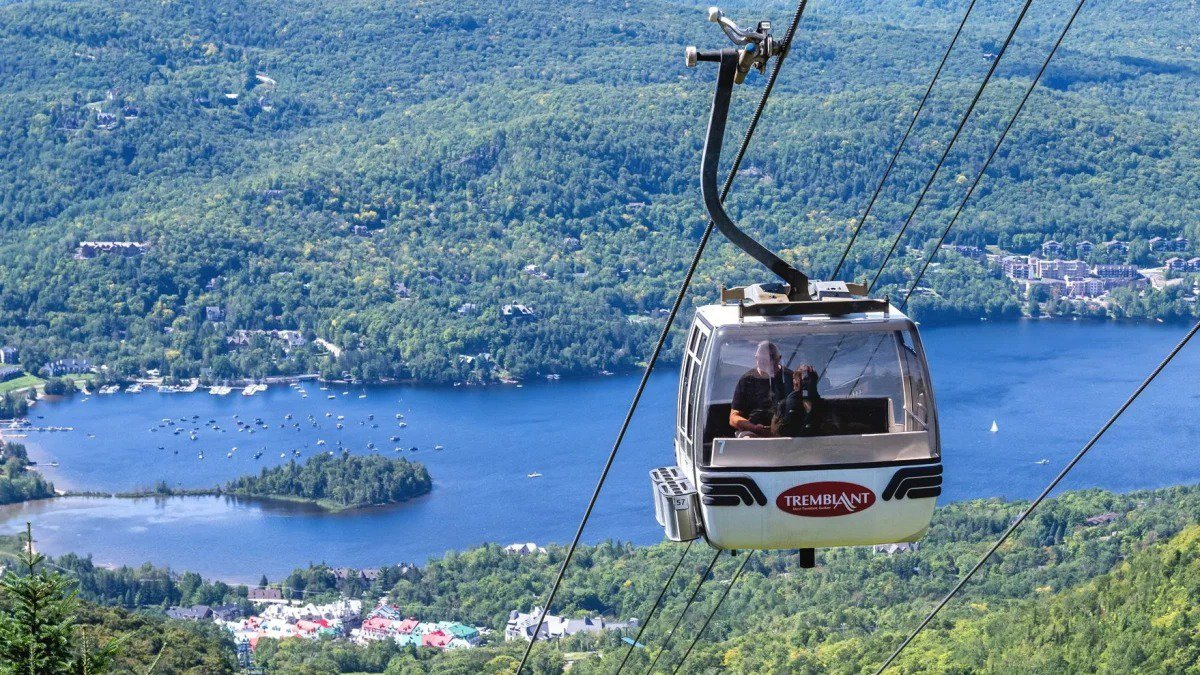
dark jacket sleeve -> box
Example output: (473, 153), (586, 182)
(731, 375), (751, 414)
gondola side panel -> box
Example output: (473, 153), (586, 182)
(698, 462), (940, 550)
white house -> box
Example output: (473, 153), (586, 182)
(504, 542), (547, 555)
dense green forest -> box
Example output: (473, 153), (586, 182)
(0, 0), (1198, 383)
(7, 482), (1200, 672)
(224, 453), (432, 510)
(0, 442), (54, 505)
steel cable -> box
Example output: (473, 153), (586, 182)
(876, 315), (1200, 673)
(900, 0), (1088, 310)
(642, 549), (724, 675)
(669, 551), (755, 674)
(516, 1), (812, 669)
(831, 0), (980, 281)
(867, 0), (1037, 293)
(613, 540), (695, 674)
(844, 0), (1090, 409)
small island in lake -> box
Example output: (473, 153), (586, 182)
(224, 453), (432, 512)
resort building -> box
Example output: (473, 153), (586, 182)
(1093, 264), (1138, 280)
(166, 605), (213, 621)
(1085, 512), (1120, 526)
(505, 606), (636, 642)
(939, 244), (985, 260)
(502, 303), (537, 319)
(74, 241), (150, 259)
(1041, 240), (1063, 257)
(350, 601), (483, 650)
(1165, 257), (1200, 273)
(42, 358), (91, 376)
(227, 329), (306, 349)
(1149, 236), (1189, 252)
(1034, 258), (1090, 281)
(1101, 239), (1130, 255)
(1001, 256), (1033, 281)
(1065, 276), (1106, 298)
(247, 587), (283, 602)
(873, 542), (920, 556)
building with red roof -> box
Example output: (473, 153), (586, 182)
(361, 616), (393, 640)
(295, 620), (328, 636)
(422, 630), (452, 649)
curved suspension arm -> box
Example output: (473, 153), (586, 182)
(700, 49), (811, 299)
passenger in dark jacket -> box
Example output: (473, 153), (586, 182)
(772, 365), (821, 437)
(730, 341), (792, 437)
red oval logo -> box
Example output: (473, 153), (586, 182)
(776, 482), (876, 517)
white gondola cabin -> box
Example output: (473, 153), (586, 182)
(651, 282), (942, 559)
(651, 8), (944, 564)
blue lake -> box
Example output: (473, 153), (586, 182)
(2, 319), (1199, 582)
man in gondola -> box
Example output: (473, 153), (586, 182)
(729, 340), (792, 437)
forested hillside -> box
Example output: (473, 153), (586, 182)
(877, 525), (1200, 673)
(1, 0), (1198, 382)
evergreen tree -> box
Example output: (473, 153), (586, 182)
(0, 523), (120, 675)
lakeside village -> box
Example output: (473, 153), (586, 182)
(943, 235), (1200, 309)
(149, 541), (980, 667)
(159, 545), (640, 666)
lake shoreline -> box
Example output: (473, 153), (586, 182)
(6, 319), (1199, 580)
(12, 480), (1200, 588)
(49, 488), (428, 513)
(15, 316), (1193, 395)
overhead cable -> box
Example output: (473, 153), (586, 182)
(641, 549), (724, 675)
(867, 0), (1037, 292)
(831, 0), (980, 280)
(669, 551), (755, 675)
(614, 540), (695, 674)
(516, 1), (812, 669)
(877, 315), (1200, 673)
(900, 0), (1089, 309)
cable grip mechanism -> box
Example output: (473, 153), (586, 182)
(685, 7), (781, 83)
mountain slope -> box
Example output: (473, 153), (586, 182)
(2, 0), (1199, 382)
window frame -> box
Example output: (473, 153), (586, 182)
(696, 317), (940, 466)
(677, 321), (712, 463)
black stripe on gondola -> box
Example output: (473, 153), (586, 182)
(701, 484), (759, 506)
(701, 495), (743, 507)
(700, 484), (758, 506)
(698, 475), (767, 506)
(700, 482), (753, 504)
(891, 475), (942, 499)
(905, 486), (942, 499)
(883, 464), (943, 501)
(884, 474), (943, 501)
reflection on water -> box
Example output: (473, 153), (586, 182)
(2, 320), (1200, 581)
